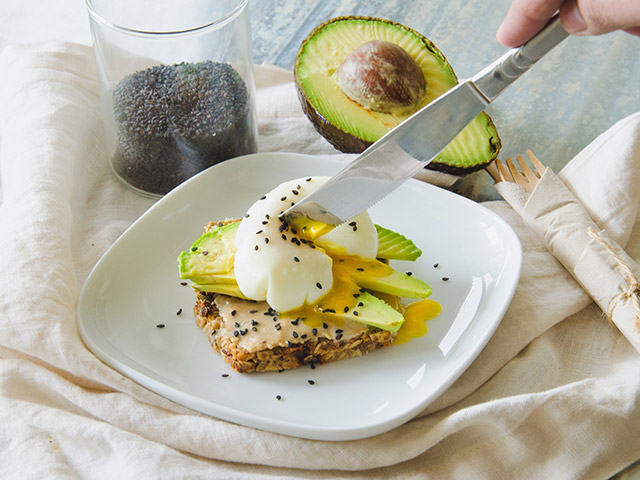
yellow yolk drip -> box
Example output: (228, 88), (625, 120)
(393, 299), (442, 345)
(281, 254), (392, 327)
(287, 215), (335, 240)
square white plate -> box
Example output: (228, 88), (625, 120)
(78, 152), (522, 441)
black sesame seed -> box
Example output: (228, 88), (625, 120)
(231, 310), (237, 316)
(294, 256), (300, 262)
(261, 220), (268, 225)
(221, 373), (229, 378)
(233, 330), (239, 337)
(275, 323), (281, 330)
(286, 341), (294, 347)
(180, 281), (188, 286)
(280, 196), (287, 201)
(156, 323), (165, 328)
(292, 331), (299, 338)
(353, 293), (360, 298)
(281, 234), (287, 240)
(343, 306), (350, 313)
(353, 311), (359, 316)
(291, 228), (298, 235)
(245, 214), (250, 218)
(306, 177), (312, 182)
(357, 267), (365, 271)
(349, 221), (357, 226)
(357, 302), (364, 307)
(312, 328), (318, 336)
(406, 272), (413, 276)
(202, 251), (209, 256)
(190, 247), (198, 252)
(292, 190), (299, 195)
(291, 318), (300, 325)
(316, 282), (323, 289)
(234, 322), (240, 328)
(240, 329), (248, 335)
(254, 245), (259, 251)
(336, 333), (343, 340)
(176, 308), (182, 315)
(301, 334), (307, 339)
(251, 326), (258, 332)
(323, 323), (328, 329)
(323, 308), (336, 314)
(265, 238), (269, 244)
(336, 329), (343, 334)
(442, 277), (450, 281)
(251, 319), (258, 326)
(256, 229), (263, 234)
(276, 395), (282, 400)
(308, 379), (315, 385)
(433, 263), (439, 268)
(265, 214), (270, 219)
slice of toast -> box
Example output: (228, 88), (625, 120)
(193, 291), (395, 373)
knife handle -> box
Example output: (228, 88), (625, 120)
(471, 15), (569, 102)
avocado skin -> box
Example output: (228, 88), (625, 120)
(294, 16), (502, 175)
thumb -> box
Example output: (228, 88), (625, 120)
(560, 0), (640, 35)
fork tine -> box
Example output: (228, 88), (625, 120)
(516, 154), (539, 184)
(485, 161), (502, 182)
(526, 150), (546, 177)
(497, 158), (515, 183)
(505, 157), (524, 183)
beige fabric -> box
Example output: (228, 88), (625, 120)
(1, 42), (640, 479)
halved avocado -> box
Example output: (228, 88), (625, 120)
(294, 16), (501, 175)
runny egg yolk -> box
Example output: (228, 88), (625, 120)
(281, 253), (390, 328)
(393, 299), (442, 345)
(281, 252), (441, 344)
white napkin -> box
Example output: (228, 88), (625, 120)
(1, 42), (640, 479)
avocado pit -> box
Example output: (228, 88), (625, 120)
(336, 40), (426, 114)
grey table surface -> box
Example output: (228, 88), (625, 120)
(0, 0), (639, 476)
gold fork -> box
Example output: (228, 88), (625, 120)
(486, 149), (547, 192)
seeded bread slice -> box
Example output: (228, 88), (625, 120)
(193, 291), (395, 373)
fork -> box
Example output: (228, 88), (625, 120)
(486, 149), (547, 192)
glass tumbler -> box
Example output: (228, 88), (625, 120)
(86, 0), (258, 197)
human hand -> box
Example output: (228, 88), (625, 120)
(497, 0), (640, 47)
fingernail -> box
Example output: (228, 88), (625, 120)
(563, 0), (587, 33)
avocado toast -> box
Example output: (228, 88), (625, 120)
(178, 177), (440, 373)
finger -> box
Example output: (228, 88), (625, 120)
(497, 0), (566, 46)
(560, 0), (640, 35)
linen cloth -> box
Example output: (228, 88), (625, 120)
(1, 42), (639, 479)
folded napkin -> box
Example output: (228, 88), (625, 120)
(495, 139), (640, 353)
(1, 42), (640, 479)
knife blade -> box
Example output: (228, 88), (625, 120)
(283, 15), (569, 226)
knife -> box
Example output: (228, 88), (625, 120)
(282, 15), (569, 226)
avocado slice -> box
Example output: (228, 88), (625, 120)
(178, 221), (239, 279)
(354, 267), (432, 299)
(375, 224), (422, 261)
(338, 290), (405, 332)
(294, 16), (501, 174)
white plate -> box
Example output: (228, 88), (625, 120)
(78, 152), (522, 441)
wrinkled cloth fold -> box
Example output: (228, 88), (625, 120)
(1, 42), (640, 479)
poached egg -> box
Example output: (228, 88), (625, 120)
(233, 176), (377, 312)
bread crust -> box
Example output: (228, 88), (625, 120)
(193, 291), (395, 373)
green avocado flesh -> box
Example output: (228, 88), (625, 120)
(178, 221), (431, 331)
(294, 17), (501, 174)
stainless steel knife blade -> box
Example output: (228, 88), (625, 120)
(282, 15), (568, 226)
